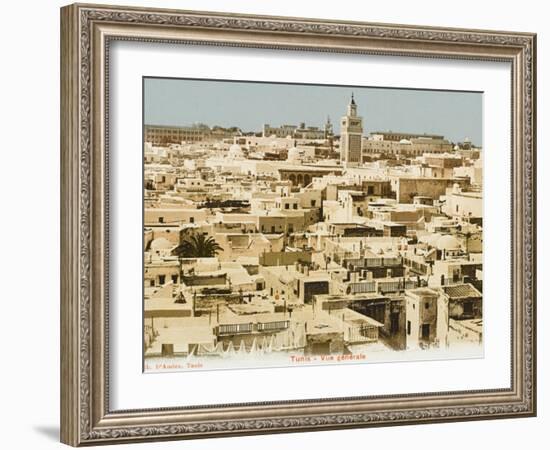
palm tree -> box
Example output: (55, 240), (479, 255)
(173, 234), (223, 259)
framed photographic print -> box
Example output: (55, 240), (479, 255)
(60, 3), (537, 446)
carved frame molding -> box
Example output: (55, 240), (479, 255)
(61, 3), (536, 446)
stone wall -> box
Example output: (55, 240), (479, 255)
(396, 178), (468, 203)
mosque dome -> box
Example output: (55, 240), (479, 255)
(150, 237), (173, 251)
(436, 235), (461, 251)
(419, 233), (441, 247)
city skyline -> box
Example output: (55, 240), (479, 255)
(143, 77), (484, 373)
(144, 77), (483, 145)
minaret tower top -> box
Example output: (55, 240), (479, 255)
(347, 93), (357, 116)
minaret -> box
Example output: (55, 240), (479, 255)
(348, 93), (358, 116)
(324, 116), (333, 139)
(340, 93), (363, 167)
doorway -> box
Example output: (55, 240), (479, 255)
(421, 324), (430, 341)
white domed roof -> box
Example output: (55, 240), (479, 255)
(399, 139), (412, 144)
(150, 237), (173, 251)
(419, 233), (441, 247)
(436, 235), (461, 251)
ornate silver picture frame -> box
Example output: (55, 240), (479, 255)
(60, 3), (536, 446)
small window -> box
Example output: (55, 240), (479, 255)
(425, 302), (430, 309)
(158, 275), (166, 285)
(293, 204), (298, 209)
(407, 320), (411, 335)
(189, 217), (194, 223)
(285, 204), (289, 209)
(158, 217), (164, 223)
(311, 200), (316, 207)
(171, 274), (178, 284)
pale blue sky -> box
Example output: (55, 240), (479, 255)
(144, 77), (482, 145)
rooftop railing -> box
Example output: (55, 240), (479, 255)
(216, 320), (290, 336)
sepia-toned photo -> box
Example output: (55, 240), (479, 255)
(142, 78), (483, 373)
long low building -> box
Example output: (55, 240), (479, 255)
(278, 165), (344, 187)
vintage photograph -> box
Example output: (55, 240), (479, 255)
(142, 78), (483, 372)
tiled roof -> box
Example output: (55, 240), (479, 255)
(442, 283), (481, 298)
